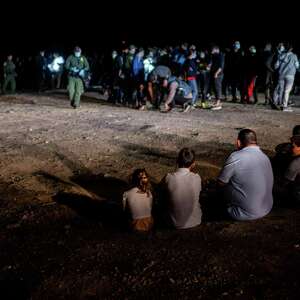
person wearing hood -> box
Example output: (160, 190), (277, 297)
(273, 43), (299, 112)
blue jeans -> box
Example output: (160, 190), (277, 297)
(273, 75), (294, 107)
(187, 79), (198, 105)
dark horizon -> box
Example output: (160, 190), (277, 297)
(1, 0), (299, 54)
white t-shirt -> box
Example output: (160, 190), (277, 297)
(165, 168), (202, 229)
(123, 187), (153, 220)
(218, 146), (274, 220)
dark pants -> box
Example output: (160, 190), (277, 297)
(211, 74), (223, 100)
(228, 76), (241, 100)
(265, 71), (274, 102)
(198, 71), (210, 100)
(173, 95), (192, 107)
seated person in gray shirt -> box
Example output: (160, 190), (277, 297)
(284, 134), (300, 204)
(218, 129), (274, 221)
(163, 148), (202, 229)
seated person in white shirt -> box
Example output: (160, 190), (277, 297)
(163, 148), (202, 229)
(218, 129), (274, 221)
(123, 168), (153, 232)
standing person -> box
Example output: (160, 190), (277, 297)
(197, 50), (211, 108)
(110, 50), (124, 104)
(262, 43), (275, 105)
(3, 55), (17, 94)
(123, 169), (153, 232)
(183, 49), (198, 108)
(241, 46), (259, 104)
(226, 41), (244, 102)
(132, 48), (146, 109)
(123, 45), (136, 106)
(65, 46), (90, 109)
(218, 129), (274, 221)
(273, 44), (299, 112)
(209, 45), (225, 110)
(35, 50), (47, 92)
(48, 52), (65, 89)
(162, 148), (202, 229)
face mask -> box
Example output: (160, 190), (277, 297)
(74, 52), (81, 58)
(279, 46), (285, 53)
(112, 52), (117, 59)
(234, 42), (241, 50)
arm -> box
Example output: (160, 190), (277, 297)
(165, 82), (178, 106)
(84, 57), (90, 71)
(65, 56), (71, 71)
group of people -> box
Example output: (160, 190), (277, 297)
(123, 127), (300, 232)
(1, 41), (299, 112)
(107, 41), (299, 112)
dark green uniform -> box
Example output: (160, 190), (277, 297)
(65, 54), (90, 108)
(3, 61), (17, 94)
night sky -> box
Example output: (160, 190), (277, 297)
(1, 0), (299, 54)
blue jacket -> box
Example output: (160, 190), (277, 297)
(132, 56), (144, 77)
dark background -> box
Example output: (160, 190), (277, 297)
(1, 0), (299, 54)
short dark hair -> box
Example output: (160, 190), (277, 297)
(177, 148), (195, 168)
(292, 136), (300, 147)
(292, 125), (300, 136)
(238, 129), (257, 147)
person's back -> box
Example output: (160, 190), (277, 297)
(218, 129), (273, 220)
(123, 169), (153, 232)
(276, 51), (299, 78)
(164, 148), (202, 229)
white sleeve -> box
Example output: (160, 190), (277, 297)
(122, 192), (128, 210)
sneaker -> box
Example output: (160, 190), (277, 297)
(194, 101), (202, 107)
(271, 103), (281, 110)
(211, 105), (222, 111)
(282, 107), (293, 112)
(182, 104), (191, 113)
(201, 102), (209, 109)
(288, 100), (295, 106)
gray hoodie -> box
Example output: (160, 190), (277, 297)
(275, 51), (299, 78)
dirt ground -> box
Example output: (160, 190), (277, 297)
(0, 92), (300, 300)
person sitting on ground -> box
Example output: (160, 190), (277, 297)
(163, 148), (202, 229)
(284, 134), (300, 205)
(274, 126), (300, 206)
(272, 125), (300, 176)
(162, 76), (193, 112)
(123, 168), (153, 232)
(218, 129), (274, 221)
